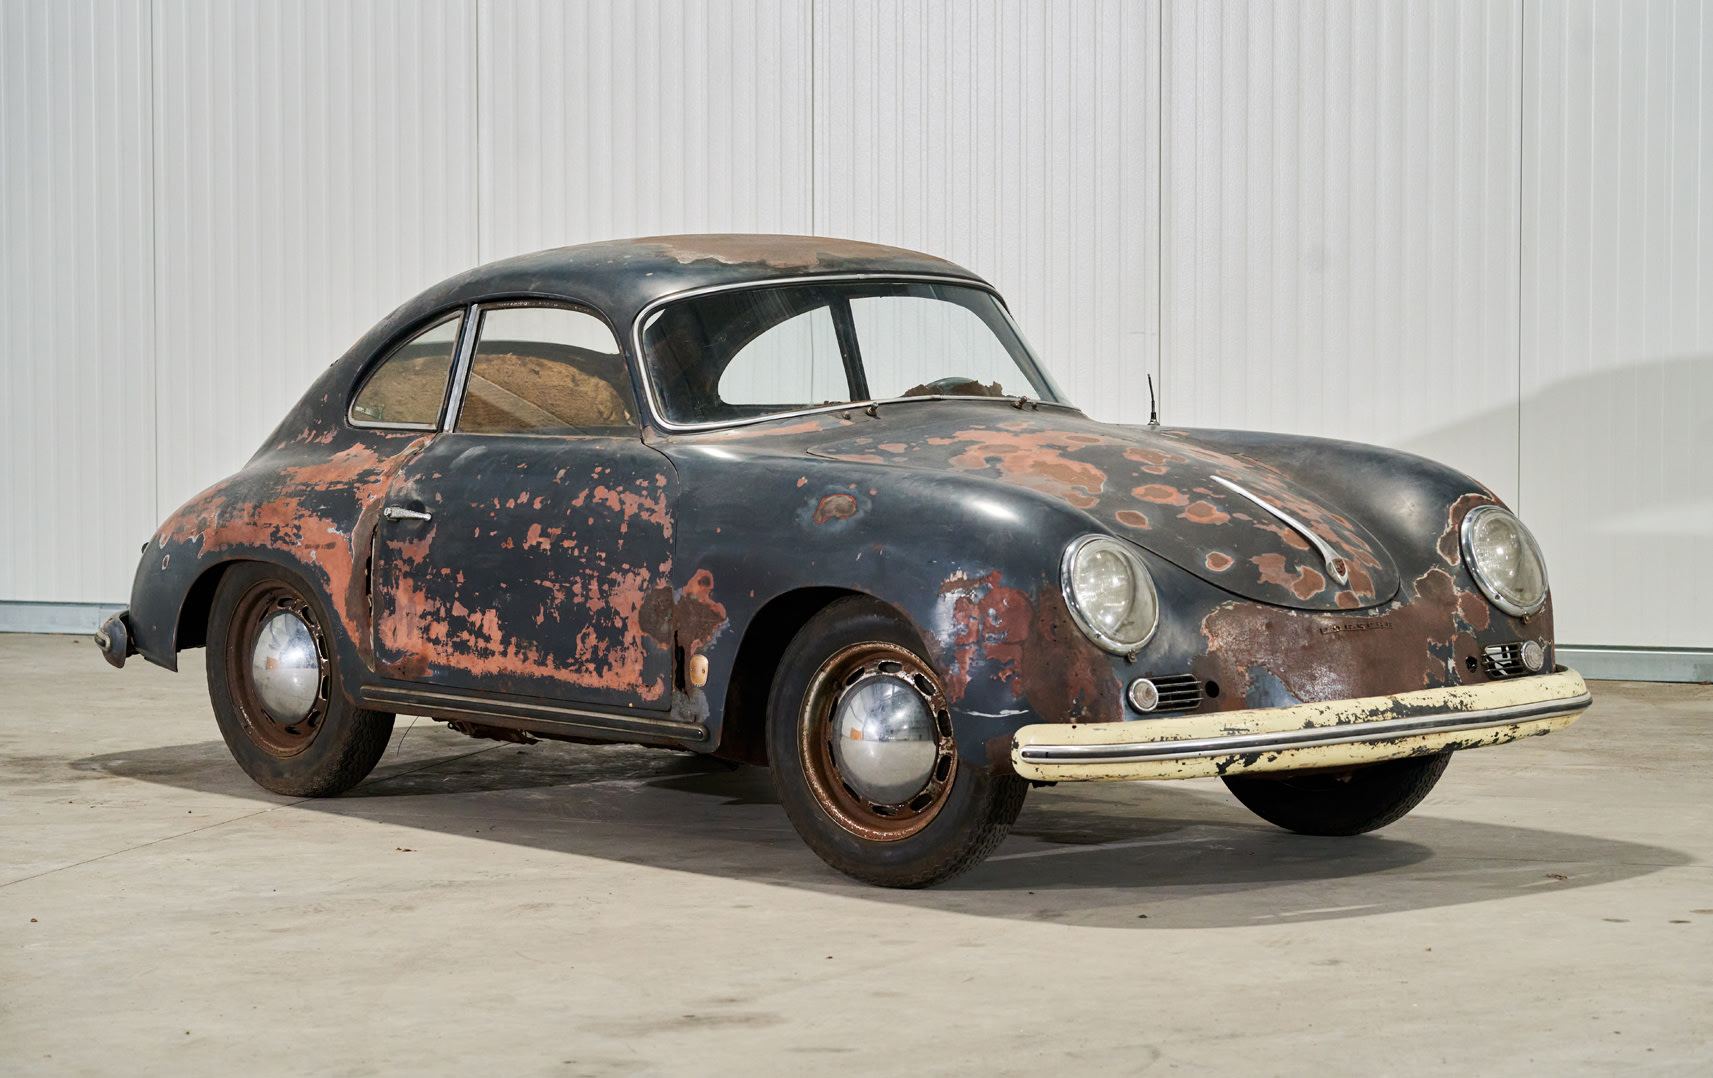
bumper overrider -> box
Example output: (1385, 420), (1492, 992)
(94, 609), (137, 669)
(1012, 668), (1591, 782)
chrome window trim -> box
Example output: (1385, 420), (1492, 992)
(347, 307), (472, 432)
(1460, 505), (1550, 617)
(628, 273), (1071, 434)
(437, 303), (483, 430)
(1059, 534), (1161, 655)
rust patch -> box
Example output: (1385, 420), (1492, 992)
(1205, 552), (1234, 572)
(1019, 586), (1123, 723)
(638, 585), (676, 645)
(1115, 509), (1150, 530)
(1440, 492), (1493, 564)
(813, 493), (860, 524)
(673, 569), (728, 655)
(1455, 587), (1492, 632)
(937, 571), (1120, 723)
(939, 571), (1032, 702)
(1192, 566), (1499, 707)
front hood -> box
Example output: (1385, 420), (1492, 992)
(798, 406), (1400, 611)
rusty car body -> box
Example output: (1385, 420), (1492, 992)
(97, 235), (1590, 886)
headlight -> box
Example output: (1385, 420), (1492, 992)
(1460, 506), (1549, 617)
(1061, 535), (1159, 653)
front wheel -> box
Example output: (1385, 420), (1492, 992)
(206, 562), (393, 797)
(767, 597), (1027, 888)
(1222, 752), (1453, 836)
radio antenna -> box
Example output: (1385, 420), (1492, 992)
(1147, 374), (1160, 428)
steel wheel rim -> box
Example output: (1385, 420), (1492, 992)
(227, 580), (331, 757)
(799, 641), (958, 841)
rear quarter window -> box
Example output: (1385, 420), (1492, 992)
(349, 313), (464, 427)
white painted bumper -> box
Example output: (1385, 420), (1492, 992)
(1011, 668), (1591, 782)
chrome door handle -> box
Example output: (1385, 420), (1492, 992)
(382, 506), (432, 522)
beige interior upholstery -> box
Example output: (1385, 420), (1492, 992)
(457, 352), (634, 432)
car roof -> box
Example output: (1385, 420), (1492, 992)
(387, 234), (988, 338)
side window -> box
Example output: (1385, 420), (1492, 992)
(717, 305), (847, 406)
(349, 313), (463, 427)
(457, 307), (636, 434)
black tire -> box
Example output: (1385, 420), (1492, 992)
(1222, 752), (1453, 836)
(767, 596), (1027, 888)
(205, 562), (393, 797)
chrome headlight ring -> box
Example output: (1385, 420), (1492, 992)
(1460, 505), (1550, 618)
(1060, 535), (1161, 655)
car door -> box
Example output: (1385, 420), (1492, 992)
(370, 303), (678, 711)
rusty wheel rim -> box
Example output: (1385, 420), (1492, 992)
(799, 641), (958, 842)
(226, 580), (331, 758)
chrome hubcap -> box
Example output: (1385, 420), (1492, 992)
(249, 610), (321, 723)
(831, 671), (940, 805)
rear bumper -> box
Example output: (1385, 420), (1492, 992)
(94, 609), (136, 669)
(1011, 668), (1591, 782)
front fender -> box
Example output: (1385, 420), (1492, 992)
(667, 451), (1126, 770)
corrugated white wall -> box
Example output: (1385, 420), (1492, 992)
(3, 0), (1709, 651)
(152, 0), (479, 520)
(1, 0), (156, 603)
(1521, 0), (1713, 647)
(814, 0), (1161, 421)
(1163, 0), (1524, 510)
(477, 0), (813, 261)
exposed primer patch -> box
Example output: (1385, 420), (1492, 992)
(158, 438), (427, 646)
(1253, 553), (1329, 601)
(378, 540), (670, 702)
(944, 428), (1121, 509)
(1182, 500), (1231, 525)
(642, 234), (940, 270)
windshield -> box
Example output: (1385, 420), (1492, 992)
(639, 280), (1067, 426)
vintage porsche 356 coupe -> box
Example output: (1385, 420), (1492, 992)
(97, 235), (1590, 886)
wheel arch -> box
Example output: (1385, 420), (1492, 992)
(173, 559), (239, 652)
(715, 586), (883, 766)
(171, 555), (339, 659)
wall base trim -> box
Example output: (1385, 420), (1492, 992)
(0, 601), (126, 635)
(1557, 646), (1713, 685)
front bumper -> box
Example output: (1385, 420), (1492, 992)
(1011, 668), (1590, 782)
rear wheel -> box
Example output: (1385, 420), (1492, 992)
(1222, 752), (1453, 836)
(205, 563), (393, 797)
(767, 597), (1027, 887)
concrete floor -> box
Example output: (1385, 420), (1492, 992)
(1, 633), (1708, 1076)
